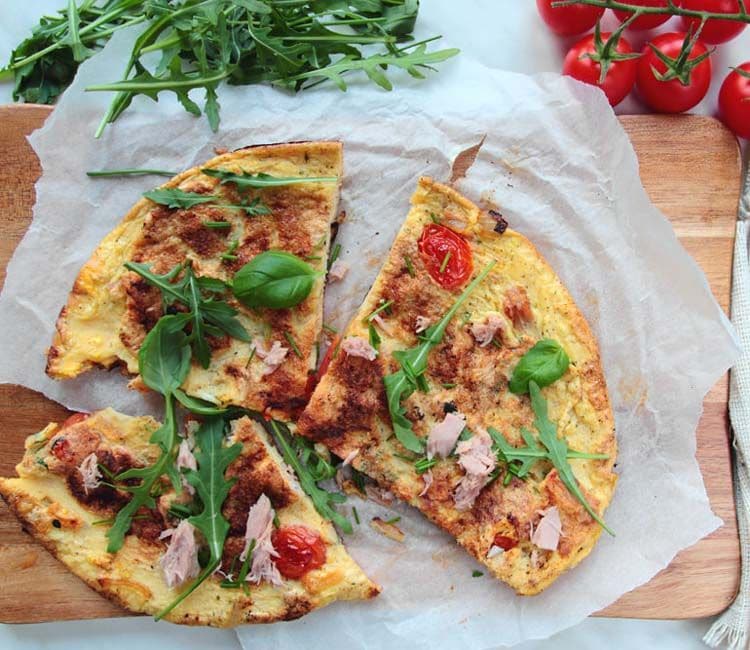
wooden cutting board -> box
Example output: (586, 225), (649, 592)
(0, 105), (741, 623)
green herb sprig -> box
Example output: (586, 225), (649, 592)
(144, 187), (270, 216)
(157, 417), (242, 620)
(383, 262), (496, 453)
(105, 317), (190, 553)
(508, 339), (570, 395)
(203, 169), (338, 189)
(232, 250), (321, 310)
(124, 261), (249, 368)
(268, 419), (351, 534)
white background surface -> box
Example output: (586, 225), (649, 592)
(0, 1), (748, 648)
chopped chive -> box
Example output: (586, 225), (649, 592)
(385, 516), (401, 525)
(439, 251), (452, 274)
(273, 513), (280, 528)
(313, 234), (327, 250)
(284, 331), (303, 359)
(220, 238), (239, 262)
(414, 456), (437, 474)
(404, 254), (416, 277)
(323, 323), (338, 334)
(328, 243), (342, 271)
(353, 507), (361, 525)
(87, 168), (177, 177)
(364, 299), (394, 323)
(394, 452), (418, 461)
(429, 212), (440, 224)
(441, 382), (457, 389)
(203, 220), (231, 229)
(244, 346), (256, 369)
(472, 570), (483, 578)
(92, 513), (149, 526)
(490, 337), (502, 349)
(305, 255), (323, 261)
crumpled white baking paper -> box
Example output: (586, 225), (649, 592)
(0, 5), (739, 647)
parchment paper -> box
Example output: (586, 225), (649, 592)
(0, 6), (739, 647)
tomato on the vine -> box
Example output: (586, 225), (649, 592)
(536, 0), (605, 36)
(719, 63), (750, 139)
(681, 0), (747, 44)
(636, 32), (712, 113)
(614, 0), (672, 30)
(563, 31), (639, 106)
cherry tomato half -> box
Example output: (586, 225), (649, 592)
(681, 0), (747, 44)
(636, 33), (712, 113)
(272, 525), (326, 580)
(418, 223), (474, 291)
(614, 0), (672, 30)
(719, 63), (750, 139)
(563, 32), (638, 106)
(536, 0), (605, 36)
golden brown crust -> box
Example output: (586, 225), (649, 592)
(298, 177), (617, 595)
(46, 142), (343, 420)
(0, 410), (379, 626)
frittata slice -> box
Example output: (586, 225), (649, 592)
(0, 410), (378, 626)
(47, 142), (343, 419)
(298, 177), (617, 595)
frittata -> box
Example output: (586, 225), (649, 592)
(298, 177), (617, 595)
(46, 142), (343, 419)
(0, 409), (379, 626)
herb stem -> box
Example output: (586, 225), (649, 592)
(87, 168), (177, 177)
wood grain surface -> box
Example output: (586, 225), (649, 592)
(0, 105), (741, 623)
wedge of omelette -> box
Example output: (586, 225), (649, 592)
(47, 142), (343, 419)
(298, 177), (617, 595)
(0, 409), (378, 626)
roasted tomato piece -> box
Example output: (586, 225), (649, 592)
(492, 534), (518, 551)
(272, 525), (326, 579)
(62, 412), (90, 428)
(417, 223), (473, 290)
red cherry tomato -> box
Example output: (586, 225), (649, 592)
(614, 0), (672, 30)
(536, 0), (605, 36)
(681, 0), (746, 44)
(562, 32), (638, 106)
(418, 224), (473, 291)
(636, 33), (712, 113)
(272, 525), (326, 580)
(719, 63), (750, 139)
(62, 412), (90, 428)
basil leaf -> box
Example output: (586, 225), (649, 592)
(138, 315), (192, 394)
(232, 250), (320, 309)
(203, 168), (337, 189)
(508, 339), (570, 395)
(143, 187), (215, 209)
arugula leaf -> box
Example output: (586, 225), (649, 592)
(6, 2), (458, 132)
(173, 388), (229, 416)
(509, 339), (570, 395)
(125, 261), (250, 368)
(106, 392), (179, 553)
(143, 187), (216, 209)
(138, 315), (192, 394)
(203, 169), (337, 189)
(232, 250), (321, 309)
(383, 262), (496, 453)
(269, 419), (352, 534)
(528, 381), (614, 535)
(157, 417), (242, 620)
(144, 186), (271, 216)
(87, 168), (177, 178)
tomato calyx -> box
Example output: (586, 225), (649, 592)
(582, 18), (642, 84)
(648, 26), (714, 86)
